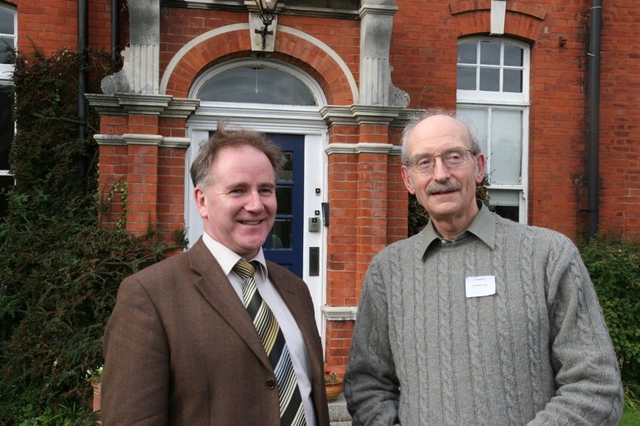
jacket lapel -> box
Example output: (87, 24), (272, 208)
(188, 238), (273, 371)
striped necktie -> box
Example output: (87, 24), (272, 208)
(233, 260), (307, 426)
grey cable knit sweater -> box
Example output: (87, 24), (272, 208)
(344, 208), (623, 425)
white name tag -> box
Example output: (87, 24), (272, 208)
(465, 275), (496, 298)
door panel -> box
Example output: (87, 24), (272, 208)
(263, 134), (305, 278)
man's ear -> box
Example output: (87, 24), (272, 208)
(401, 166), (416, 194)
(474, 153), (486, 184)
(194, 187), (207, 219)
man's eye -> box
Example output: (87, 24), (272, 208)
(445, 153), (462, 161)
(417, 158), (434, 167)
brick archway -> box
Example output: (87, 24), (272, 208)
(449, 0), (547, 40)
(161, 24), (358, 106)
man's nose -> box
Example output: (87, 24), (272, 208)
(245, 190), (264, 211)
(432, 156), (451, 180)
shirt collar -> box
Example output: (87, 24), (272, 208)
(201, 232), (267, 277)
(419, 203), (495, 255)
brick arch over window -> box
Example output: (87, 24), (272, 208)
(449, 0), (547, 41)
(160, 24), (357, 105)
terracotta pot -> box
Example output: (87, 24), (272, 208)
(91, 380), (101, 412)
(325, 379), (343, 403)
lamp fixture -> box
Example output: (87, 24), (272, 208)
(254, 0), (281, 50)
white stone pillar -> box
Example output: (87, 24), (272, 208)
(101, 0), (160, 95)
(359, 0), (409, 107)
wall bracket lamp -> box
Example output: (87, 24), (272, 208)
(248, 0), (282, 52)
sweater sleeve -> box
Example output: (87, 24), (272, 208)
(344, 257), (401, 426)
(527, 238), (623, 425)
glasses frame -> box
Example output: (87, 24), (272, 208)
(405, 148), (474, 174)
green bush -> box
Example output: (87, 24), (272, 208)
(580, 237), (640, 401)
(0, 48), (187, 424)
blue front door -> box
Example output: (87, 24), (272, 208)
(263, 134), (305, 278)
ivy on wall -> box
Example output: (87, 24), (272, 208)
(0, 49), (186, 424)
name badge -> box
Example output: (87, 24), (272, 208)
(465, 275), (496, 298)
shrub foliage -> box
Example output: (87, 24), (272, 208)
(580, 237), (640, 400)
(0, 49), (186, 424)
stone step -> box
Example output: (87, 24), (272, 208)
(328, 393), (351, 425)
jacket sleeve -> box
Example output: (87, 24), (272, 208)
(527, 240), (623, 425)
(102, 276), (170, 426)
(344, 259), (401, 426)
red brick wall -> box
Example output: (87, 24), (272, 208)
(599, 1), (640, 238)
(16, 0), (112, 54)
(13, 0), (640, 370)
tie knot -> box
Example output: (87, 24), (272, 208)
(233, 259), (257, 279)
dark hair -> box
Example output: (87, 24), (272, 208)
(190, 122), (283, 188)
(400, 108), (482, 164)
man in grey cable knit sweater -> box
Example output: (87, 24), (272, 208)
(344, 111), (623, 425)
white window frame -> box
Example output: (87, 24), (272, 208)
(0, 4), (16, 79)
(0, 4), (15, 213)
(457, 36), (530, 224)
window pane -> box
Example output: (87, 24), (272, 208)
(280, 152), (293, 180)
(0, 9), (14, 35)
(479, 68), (500, 91)
(457, 43), (476, 64)
(488, 190), (519, 222)
(457, 66), (476, 90)
(0, 37), (13, 64)
(480, 41), (500, 65)
(503, 69), (522, 93)
(504, 44), (523, 66)
(0, 84), (13, 170)
(490, 109), (522, 185)
(269, 219), (292, 249)
(276, 186), (292, 215)
(457, 107), (488, 155)
(198, 67), (316, 105)
(0, 175), (13, 219)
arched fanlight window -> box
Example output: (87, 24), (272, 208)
(197, 66), (316, 106)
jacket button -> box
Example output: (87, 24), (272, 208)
(266, 379), (277, 390)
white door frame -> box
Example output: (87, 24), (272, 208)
(185, 104), (329, 333)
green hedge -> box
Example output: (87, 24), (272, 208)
(580, 237), (640, 402)
(0, 49), (186, 425)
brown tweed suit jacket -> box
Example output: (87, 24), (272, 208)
(101, 238), (329, 426)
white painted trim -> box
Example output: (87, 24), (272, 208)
(159, 24), (359, 104)
(321, 305), (357, 321)
(325, 142), (402, 156)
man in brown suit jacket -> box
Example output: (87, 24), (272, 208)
(102, 124), (330, 425)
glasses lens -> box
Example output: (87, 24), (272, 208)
(408, 149), (470, 173)
(443, 149), (468, 168)
(409, 155), (434, 173)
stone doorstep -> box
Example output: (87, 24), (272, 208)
(328, 393), (351, 424)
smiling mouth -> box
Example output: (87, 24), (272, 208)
(240, 220), (262, 225)
(431, 189), (457, 195)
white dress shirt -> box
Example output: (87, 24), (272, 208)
(202, 233), (316, 426)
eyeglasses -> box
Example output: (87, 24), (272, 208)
(405, 148), (473, 174)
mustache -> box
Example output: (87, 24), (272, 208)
(427, 180), (461, 194)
